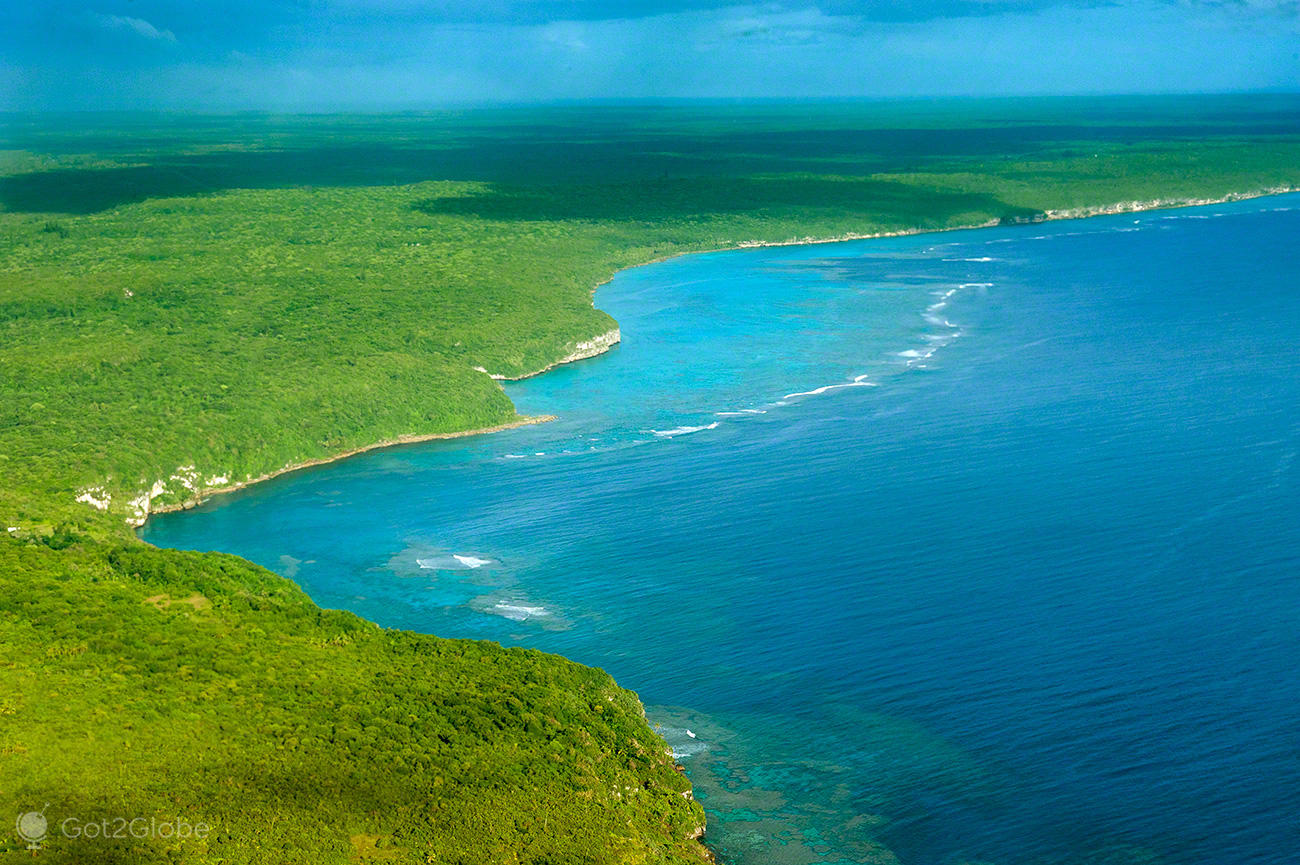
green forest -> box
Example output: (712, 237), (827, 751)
(2, 96), (1298, 862)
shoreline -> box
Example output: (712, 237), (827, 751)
(142, 414), (555, 522)
(134, 184), (1296, 527)
(601, 183), (1300, 267)
(507, 183), (1299, 374)
(477, 328), (623, 382)
(127, 183), (1298, 862)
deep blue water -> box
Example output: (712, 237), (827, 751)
(145, 195), (1300, 865)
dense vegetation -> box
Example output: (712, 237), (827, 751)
(0, 542), (703, 863)
(2, 96), (1298, 862)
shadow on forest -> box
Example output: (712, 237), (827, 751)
(411, 176), (1040, 224)
(2, 112), (1297, 215)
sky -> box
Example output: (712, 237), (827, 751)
(1, 0), (1298, 110)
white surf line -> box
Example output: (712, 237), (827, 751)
(905, 280), (994, 367)
(783, 375), (879, 400)
(489, 601), (552, 622)
(648, 422), (721, 437)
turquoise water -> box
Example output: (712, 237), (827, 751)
(146, 195), (1300, 865)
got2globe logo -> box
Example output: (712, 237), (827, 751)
(12, 807), (212, 849)
(16, 805), (49, 850)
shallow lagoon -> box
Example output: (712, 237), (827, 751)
(147, 195), (1300, 865)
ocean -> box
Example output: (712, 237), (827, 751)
(144, 194), (1300, 865)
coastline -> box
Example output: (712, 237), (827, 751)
(133, 184), (1296, 528)
(127, 184), (1298, 862)
(635, 184), (1300, 259)
(142, 414), (555, 522)
(576, 183), (1297, 300)
(477, 328), (623, 381)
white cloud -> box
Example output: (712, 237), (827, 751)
(539, 21), (589, 50)
(1184, 0), (1299, 12)
(95, 14), (178, 43)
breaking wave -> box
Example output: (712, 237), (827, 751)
(651, 422), (720, 437)
(492, 602), (549, 621)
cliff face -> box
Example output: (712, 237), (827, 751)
(555, 328), (623, 368)
(1040, 186), (1298, 220)
(483, 328), (623, 381)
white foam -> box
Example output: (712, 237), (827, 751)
(899, 346), (941, 364)
(417, 554), (494, 570)
(651, 422), (720, 437)
(660, 726), (710, 760)
(783, 380), (877, 400)
(923, 284), (973, 331)
(503, 453), (526, 459)
(493, 602), (548, 621)
(944, 256), (996, 262)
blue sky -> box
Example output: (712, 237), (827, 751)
(2, 1), (1297, 109)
